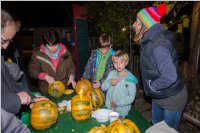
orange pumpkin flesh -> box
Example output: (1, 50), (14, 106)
(86, 88), (104, 111)
(75, 79), (92, 95)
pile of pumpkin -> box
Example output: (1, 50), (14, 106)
(87, 119), (140, 133)
(30, 79), (105, 130)
(72, 79), (105, 121)
(30, 79), (140, 133)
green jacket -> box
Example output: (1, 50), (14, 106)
(28, 44), (75, 94)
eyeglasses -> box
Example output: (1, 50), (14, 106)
(1, 35), (13, 45)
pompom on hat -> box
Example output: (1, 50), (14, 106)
(137, 4), (168, 29)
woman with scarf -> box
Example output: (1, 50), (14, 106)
(29, 29), (76, 95)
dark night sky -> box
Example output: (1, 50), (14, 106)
(1, 1), (85, 28)
(2, 1), (193, 28)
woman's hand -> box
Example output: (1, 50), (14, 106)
(92, 81), (101, 88)
(110, 79), (119, 86)
(17, 92), (31, 105)
(44, 75), (55, 84)
(67, 75), (76, 88)
(67, 80), (76, 89)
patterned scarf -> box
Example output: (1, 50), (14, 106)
(44, 45), (61, 60)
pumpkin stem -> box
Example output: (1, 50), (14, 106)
(120, 118), (124, 124)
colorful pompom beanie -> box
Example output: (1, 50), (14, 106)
(137, 4), (168, 29)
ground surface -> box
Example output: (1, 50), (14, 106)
(134, 90), (200, 133)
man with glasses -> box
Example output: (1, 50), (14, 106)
(1, 9), (33, 114)
(1, 10), (48, 133)
(1, 9), (31, 133)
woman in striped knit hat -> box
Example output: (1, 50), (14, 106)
(133, 4), (188, 131)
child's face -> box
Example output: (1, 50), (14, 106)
(99, 47), (110, 55)
(46, 44), (59, 53)
(113, 57), (128, 72)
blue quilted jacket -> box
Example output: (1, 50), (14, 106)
(82, 48), (115, 84)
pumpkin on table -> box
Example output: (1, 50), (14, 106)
(75, 79), (92, 95)
(107, 118), (140, 133)
(48, 81), (65, 98)
(86, 88), (104, 111)
(30, 100), (58, 130)
(87, 124), (107, 133)
(71, 94), (92, 121)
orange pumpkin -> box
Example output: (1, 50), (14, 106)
(107, 118), (140, 133)
(71, 95), (92, 121)
(30, 100), (58, 130)
(87, 124), (107, 133)
(75, 79), (92, 95)
(48, 81), (65, 97)
(86, 88), (104, 111)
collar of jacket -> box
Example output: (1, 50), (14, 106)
(141, 23), (164, 46)
(39, 43), (67, 58)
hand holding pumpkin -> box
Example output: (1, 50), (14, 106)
(17, 91), (31, 105)
(44, 74), (55, 84)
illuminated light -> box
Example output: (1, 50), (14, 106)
(121, 27), (127, 32)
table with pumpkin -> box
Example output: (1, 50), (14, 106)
(29, 80), (152, 133)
